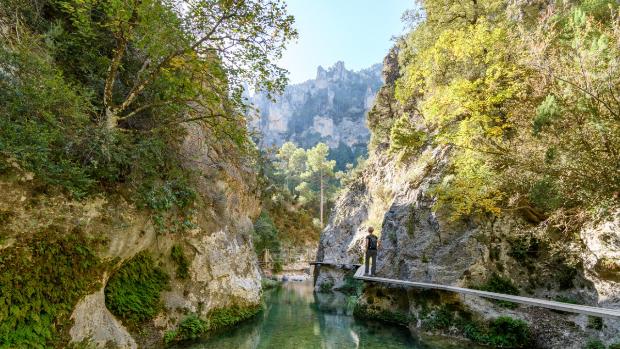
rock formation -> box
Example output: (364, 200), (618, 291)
(250, 61), (382, 168)
(314, 48), (620, 349)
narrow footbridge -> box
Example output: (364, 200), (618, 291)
(349, 267), (620, 318)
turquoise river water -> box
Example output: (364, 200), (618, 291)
(175, 281), (472, 349)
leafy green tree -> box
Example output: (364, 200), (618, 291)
(299, 143), (336, 228)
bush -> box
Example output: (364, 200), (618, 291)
(104, 252), (169, 327)
(587, 316), (604, 330)
(476, 273), (520, 308)
(464, 316), (531, 348)
(339, 272), (364, 296)
(353, 303), (414, 327)
(319, 280), (334, 293)
(608, 342), (620, 349)
(170, 245), (190, 279)
(584, 339), (605, 349)
(165, 304), (261, 343)
(0, 231), (101, 348)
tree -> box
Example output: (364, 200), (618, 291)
(301, 143), (336, 228)
(21, 0), (297, 131)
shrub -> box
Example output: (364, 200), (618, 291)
(587, 316), (603, 330)
(207, 304), (262, 331)
(464, 316), (531, 348)
(165, 304), (261, 343)
(475, 273), (520, 308)
(319, 280), (334, 293)
(584, 339), (605, 349)
(0, 231), (101, 348)
(339, 272), (364, 296)
(176, 314), (208, 341)
(608, 342), (620, 349)
(170, 245), (190, 279)
(104, 252), (169, 327)
(353, 303), (414, 327)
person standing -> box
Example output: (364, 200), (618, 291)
(364, 227), (379, 276)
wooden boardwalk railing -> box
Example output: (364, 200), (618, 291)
(351, 267), (620, 318)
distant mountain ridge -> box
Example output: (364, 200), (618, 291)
(250, 61), (383, 169)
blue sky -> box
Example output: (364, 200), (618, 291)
(279, 0), (413, 83)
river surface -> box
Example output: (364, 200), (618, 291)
(175, 281), (470, 349)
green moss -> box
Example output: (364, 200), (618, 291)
(474, 273), (520, 308)
(464, 316), (531, 348)
(339, 272), (364, 296)
(319, 280), (334, 293)
(353, 303), (414, 327)
(584, 339), (605, 349)
(587, 316), (604, 330)
(261, 278), (281, 290)
(421, 305), (457, 331)
(165, 304), (262, 343)
(170, 245), (189, 279)
(104, 252), (169, 327)
(0, 231), (102, 348)
(554, 295), (582, 304)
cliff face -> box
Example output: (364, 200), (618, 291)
(0, 124), (262, 348)
(315, 49), (620, 349)
(250, 61), (382, 168)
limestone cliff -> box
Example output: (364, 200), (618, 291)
(0, 124), (262, 348)
(314, 49), (620, 348)
(250, 61), (382, 168)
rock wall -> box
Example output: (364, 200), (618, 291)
(0, 124), (263, 348)
(250, 61), (382, 168)
(315, 49), (620, 348)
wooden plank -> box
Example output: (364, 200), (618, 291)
(353, 267), (620, 318)
(309, 261), (362, 267)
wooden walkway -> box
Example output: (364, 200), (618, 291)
(352, 267), (620, 319)
(309, 261), (361, 268)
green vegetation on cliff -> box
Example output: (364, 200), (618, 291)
(0, 0), (296, 347)
(104, 252), (169, 327)
(0, 231), (102, 348)
(164, 304), (262, 344)
(385, 0), (620, 227)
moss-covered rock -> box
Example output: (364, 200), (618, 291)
(104, 252), (169, 328)
(0, 230), (102, 348)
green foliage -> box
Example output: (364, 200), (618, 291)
(0, 231), (101, 348)
(104, 252), (169, 327)
(353, 303), (414, 327)
(587, 316), (604, 330)
(0, 0), (296, 208)
(508, 236), (540, 263)
(421, 305), (457, 331)
(170, 245), (190, 280)
(464, 317), (531, 348)
(529, 177), (562, 213)
(261, 278), (281, 290)
(175, 314), (208, 341)
(253, 211), (282, 265)
(584, 339), (606, 349)
(389, 114), (427, 161)
(475, 273), (520, 308)
(339, 272), (365, 296)
(319, 281), (334, 294)
(394, 0), (620, 223)
(608, 342), (620, 349)
(554, 295), (581, 305)
(165, 304), (261, 343)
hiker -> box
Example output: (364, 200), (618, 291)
(364, 227), (379, 276)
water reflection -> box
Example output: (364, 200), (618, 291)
(174, 282), (464, 349)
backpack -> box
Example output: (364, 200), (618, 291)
(367, 235), (378, 250)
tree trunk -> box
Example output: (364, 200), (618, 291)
(320, 169), (324, 229)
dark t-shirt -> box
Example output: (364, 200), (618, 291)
(366, 234), (378, 250)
